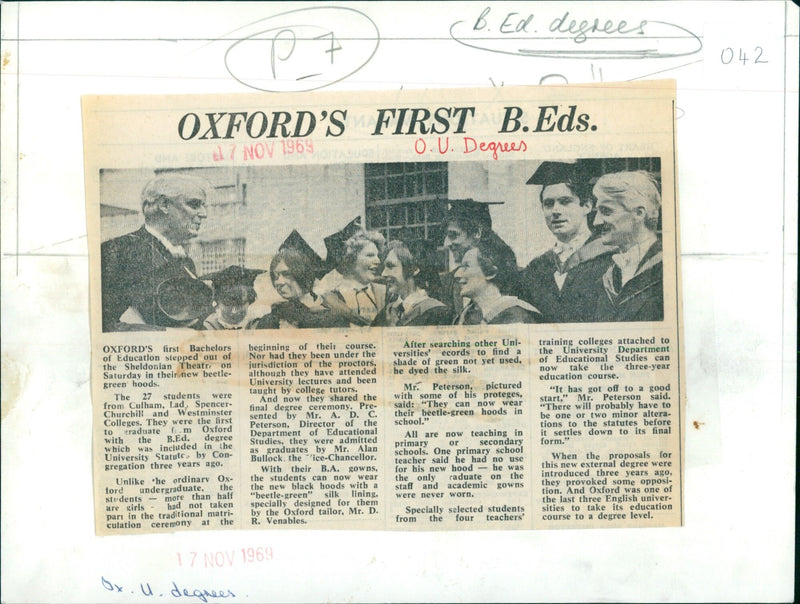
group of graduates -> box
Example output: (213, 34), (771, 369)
(101, 162), (664, 332)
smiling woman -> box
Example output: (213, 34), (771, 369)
(321, 229), (388, 326)
(454, 233), (541, 326)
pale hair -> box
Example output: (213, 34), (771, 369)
(338, 230), (386, 275)
(141, 174), (209, 219)
(593, 170), (661, 227)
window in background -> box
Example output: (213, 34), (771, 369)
(365, 162), (448, 242)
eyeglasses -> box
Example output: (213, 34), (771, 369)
(183, 198), (207, 210)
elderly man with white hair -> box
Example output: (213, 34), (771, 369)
(101, 173), (212, 331)
(592, 170), (664, 322)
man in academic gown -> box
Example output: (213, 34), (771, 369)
(518, 161), (615, 323)
(437, 199), (501, 316)
(100, 174), (212, 331)
(591, 170), (664, 322)
(373, 239), (453, 327)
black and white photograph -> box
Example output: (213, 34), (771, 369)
(99, 157), (664, 332)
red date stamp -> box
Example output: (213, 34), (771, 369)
(176, 546), (274, 568)
(212, 139), (314, 162)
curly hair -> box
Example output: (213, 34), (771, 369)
(539, 175), (594, 209)
(338, 229), (386, 275)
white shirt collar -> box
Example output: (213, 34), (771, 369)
(213, 311), (245, 329)
(612, 232), (658, 286)
(552, 227), (592, 264)
(145, 225), (187, 258)
(398, 289), (428, 311)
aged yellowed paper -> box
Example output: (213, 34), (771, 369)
(83, 82), (684, 534)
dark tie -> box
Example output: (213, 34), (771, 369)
(355, 287), (378, 322)
(462, 302), (484, 325)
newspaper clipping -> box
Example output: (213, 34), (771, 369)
(84, 82), (684, 534)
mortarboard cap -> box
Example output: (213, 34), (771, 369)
(200, 265), (265, 291)
(279, 229), (327, 279)
(444, 199), (502, 231)
(323, 216), (362, 268)
(280, 230), (324, 266)
(526, 161), (582, 186)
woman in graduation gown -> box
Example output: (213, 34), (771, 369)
(255, 231), (348, 329)
(319, 228), (388, 327)
(454, 231), (542, 325)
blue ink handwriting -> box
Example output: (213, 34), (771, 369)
(101, 577), (236, 603)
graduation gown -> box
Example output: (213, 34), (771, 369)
(255, 297), (349, 329)
(372, 294), (453, 327)
(594, 239), (664, 322)
(517, 237), (614, 323)
(456, 296), (542, 325)
(100, 226), (207, 331)
(321, 281), (387, 327)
